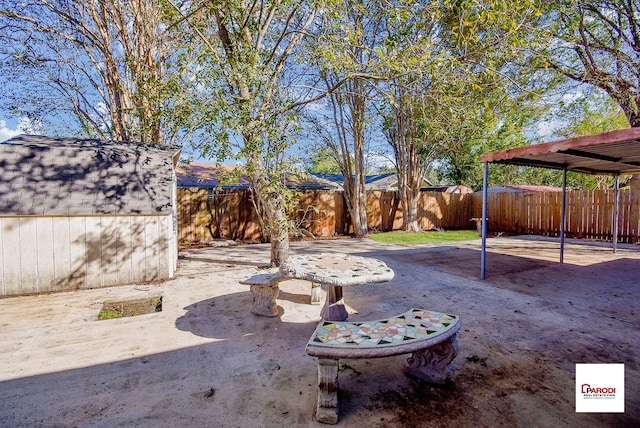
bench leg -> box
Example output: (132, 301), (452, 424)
(250, 284), (279, 317)
(310, 282), (322, 305)
(316, 358), (339, 424)
(405, 335), (458, 384)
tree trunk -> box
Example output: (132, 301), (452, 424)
(352, 153), (368, 237)
(351, 78), (368, 237)
(403, 190), (421, 232)
(391, 92), (423, 233)
(266, 197), (289, 267)
(246, 152), (289, 267)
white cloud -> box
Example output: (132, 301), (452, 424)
(0, 117), (44, 142)
(537, 119), (563, 139)
(0, 119), (22, 142)
(561, 90), (583, 103)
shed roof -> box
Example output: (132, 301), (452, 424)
(0, 135), (180, 216)
(479, 127), (640, 175)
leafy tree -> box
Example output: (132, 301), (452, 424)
(174, 0), (323, 265)
(304, 145), (343, 175)
(376, 2), (439, 232)
(305, 0), (387, 237)
(538, 0), (639, 127)
(523, 0), (638, 188)
(552, 87), (629, 138)
(550, 88), (628, 189)
(379, 0), (546, 231)
(0, 0), (192, 146)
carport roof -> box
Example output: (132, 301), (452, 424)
(479, 127), (640, 175)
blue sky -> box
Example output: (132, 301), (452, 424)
(0, 117), (25, 142)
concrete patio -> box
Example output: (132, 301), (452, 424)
(1, 236), (638, 427)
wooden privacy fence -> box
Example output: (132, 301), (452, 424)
(366, 191), (476, 231)
(177, 188), (348, 242)
(177, 188), (640, 243)
(479, 189), (640, 243)
(177, 188), (475, 242)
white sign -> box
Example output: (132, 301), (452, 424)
(576, 364), (624, 413)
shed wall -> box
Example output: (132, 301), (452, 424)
(0, 214), (175, 297)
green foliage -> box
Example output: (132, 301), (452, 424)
(381, 0), (548, 190)
(0, 0), (196, 145)
(530, 0), (640, 127)
(554, 90), (629, 139)
(305, 146), (343, 174)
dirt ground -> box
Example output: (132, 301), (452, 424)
(0, 235), (638, 427)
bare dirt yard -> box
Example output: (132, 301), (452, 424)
(0, 236), (638, 427)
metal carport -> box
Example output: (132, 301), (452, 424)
(479, 127), (640, 279)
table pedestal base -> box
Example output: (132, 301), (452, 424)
(320, 286), (348, 321)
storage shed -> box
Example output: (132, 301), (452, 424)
(0, 135), (181, 296)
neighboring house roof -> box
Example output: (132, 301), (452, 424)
(176, 164), (252, 188)
(312, 173), (469, 192)
(0, 135), (180, 216)
(311, 173), (397, 188)
(422, 185), (474, 194)
(479, 185), (563, 193)
(365, 174), (400, 191)
(176, 163), (341, 190)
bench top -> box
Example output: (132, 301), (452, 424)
(239, 268), (282, 285)
(305, 308), (460, 359)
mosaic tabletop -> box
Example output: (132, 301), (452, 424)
(279, 253), (394, 286)
(307, 308), (460, 353)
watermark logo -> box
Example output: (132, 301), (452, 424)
(576, 364), (624, 412)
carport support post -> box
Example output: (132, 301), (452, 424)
(560, 167), (567, 264)
(481, 162), (489, 279)
(613, 174), (620, 253)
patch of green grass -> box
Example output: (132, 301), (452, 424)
(369, 229), (479, 245)
(97, 296), (163, 321)
(98, 310), (122, 320)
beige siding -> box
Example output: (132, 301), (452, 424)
(131, 216), (147, 283)
(18, 218), (39, 294)
(68, 217), (87, 289)
(85, 217), (103, 288)
(116, 216), (134, 285)
(0, 217), (5, 296)
(0, 214), (174, 297)
(35, 217), (56, 291)
(101, 216), (119, 287)
(52, 217), (72, 292)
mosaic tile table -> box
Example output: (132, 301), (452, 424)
(305, 308), (461, 424)
(279, 253), (395, 321)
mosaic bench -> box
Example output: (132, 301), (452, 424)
(305, 308), (461, 424)
(240, 269), (322, 317)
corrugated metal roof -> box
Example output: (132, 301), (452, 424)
(480, 128), (640, 175)
(476, 185), (563, 193)
(0, 135), (180, 216)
